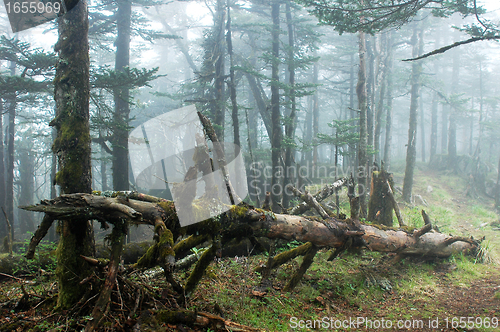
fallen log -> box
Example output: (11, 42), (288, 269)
(21, 193), (479, 259)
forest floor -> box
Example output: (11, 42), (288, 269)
(0, 166), (499, 331)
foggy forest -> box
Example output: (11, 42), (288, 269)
(0, 0), (499, 331)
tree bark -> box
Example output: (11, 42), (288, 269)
(226, 2), (240, 149)
(270, 0), (282, 212)
(112, 0), (132, 191)
(51, 0), (94, 310)
(283, 2), (296, 209)
(6, 61), (16, 242)
(374, 33), (387, 164)
(383, 32), (394, 169)
(214, 0), (226, 141)
(18, 147), (35, 234)
(402, 23), (422, 203)
(357, 31), (368, 217)
(0, 101), (5, 239)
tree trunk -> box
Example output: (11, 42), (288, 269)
(357, 31), (368, 217)
(383, 32), (394, 169)
(312, 62), (319, 171)
(429, 27), (440, 161)
(283, 2), (296, 209)
(244, 73), (272, 139)
(214, 0), (226, 141)
(420, 91), (426, 162)
(402, 23), (422, 203)
(226, 2), (240, 149)
(112, 0), (131, 191)
(374, 33), (388, 164)
(18, 147), (35, 234)
(6, 61), (16, 242)
(367, 170), (394, 226)
(448, 17), (460, 170)
(0, 101), (5, 239)
(270, 0), (282, 212)
(51, 0), (94, 309)
(430, 91), (438, 161)
(496, 155), (500, 210)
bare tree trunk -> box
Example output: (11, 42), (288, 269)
(283, 2), (296, 209)
(402, 23), (422, 203)
(374, 32), (388, 164)
(214, 0), (226, 141)
(0, 101), (5, 239)
(18, 147), (35, 234)
(270, 0), (282, 212)
(496, 155), (500, 210)
(420, 91), (426, 163)
(357, 31), (368, 217)
(226, 2), (240, 149)
(6, 61), (16, 242)
(448, 17), (460, 169)
(383, 32), (394, 169)
(312, 62), (319, 172)
(112, 0), (131, 191)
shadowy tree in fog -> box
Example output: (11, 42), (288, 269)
(0, 37), (55, 240)
(402, 22), (423, 203)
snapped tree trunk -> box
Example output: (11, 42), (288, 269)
(367, 169), (394, 227)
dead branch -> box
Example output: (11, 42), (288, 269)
(289, 178), (346, 215)
(288, 185), (329, 219)
(385, 180), (405, 227)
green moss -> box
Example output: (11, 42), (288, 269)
(184, 244), (216, 295)
(173, 234), (208, 255)
(52, 115), (91, 194)
(229, 205), (249, 218)
(156, 309), (197, 324)
(134, 229), (174, 269)
(55, 221), (94, 310)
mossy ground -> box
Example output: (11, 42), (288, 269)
(0, 167), (499, 331)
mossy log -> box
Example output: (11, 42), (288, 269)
(22, 193), (479, 259)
